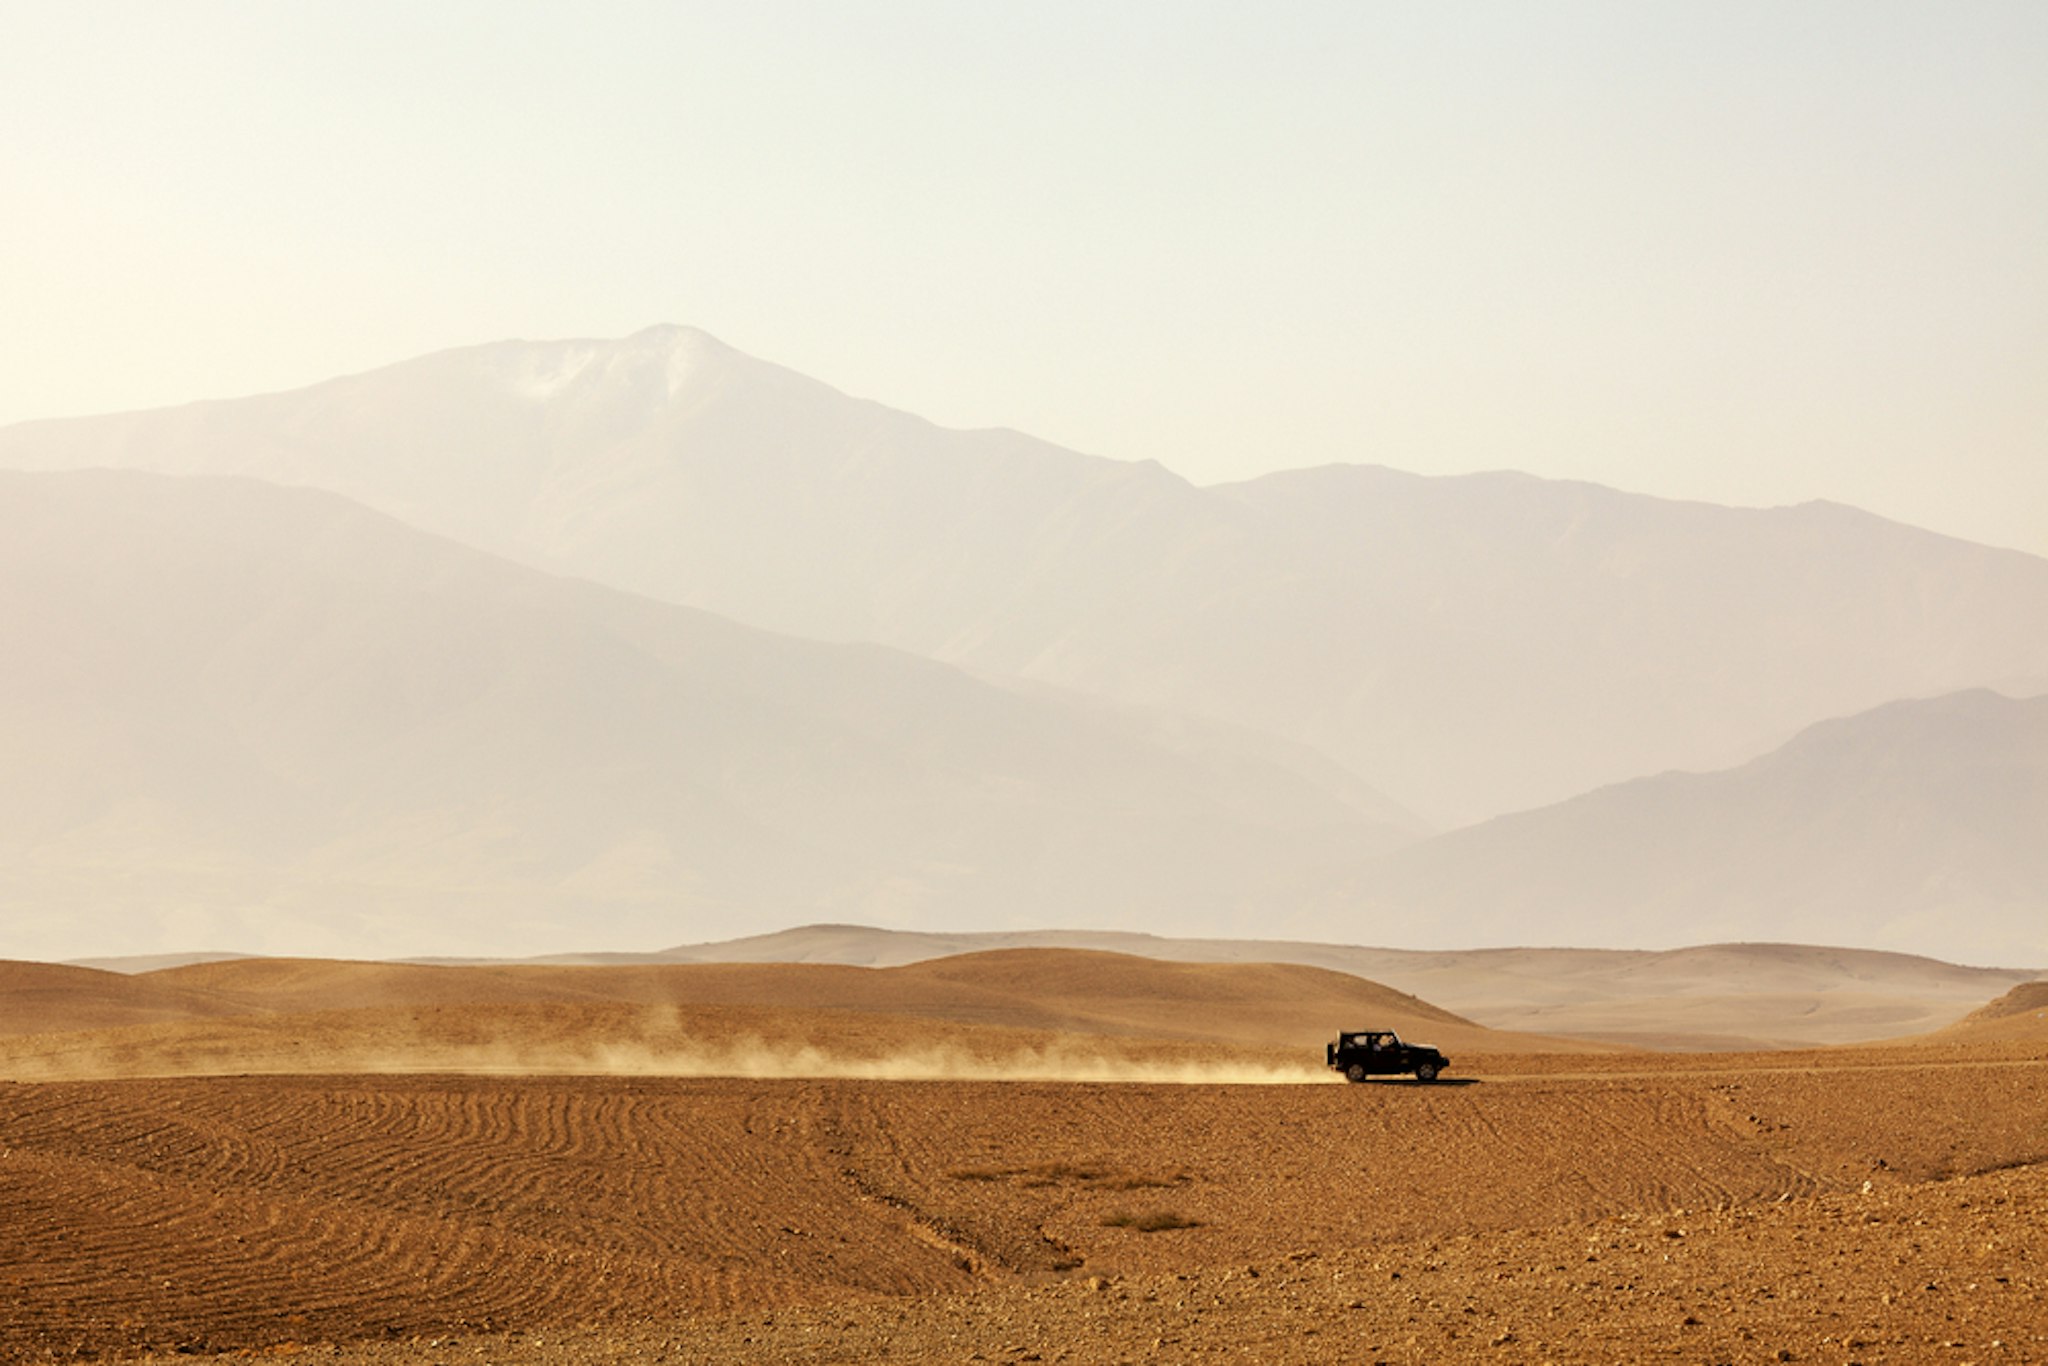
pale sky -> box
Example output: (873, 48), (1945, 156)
(5, 1), (2045, 555)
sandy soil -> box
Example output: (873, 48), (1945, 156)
(2, 957), (2042, 1363)
(4, 1048), (2044, 1363)
(255, 1162), (2048, 1366)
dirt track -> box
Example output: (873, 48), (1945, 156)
(5, 1050), (2046, 1363)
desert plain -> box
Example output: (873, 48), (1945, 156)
(2, 948), (2045, 1364)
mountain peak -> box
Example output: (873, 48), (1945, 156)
(468, 325), (739, 406)
(623, 322), (727, 349)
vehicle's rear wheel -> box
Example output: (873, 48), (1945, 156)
(1345, 1063), (1368, 1083)
(1415, 1062), (1440, 1083)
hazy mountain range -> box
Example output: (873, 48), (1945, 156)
(1327, 689), (2048, 968)
(8, 326), (2045, 825)
(2, 327), (2044, 965)
(0, 469), (1405, 961)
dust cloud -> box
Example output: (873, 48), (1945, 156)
(481, 1038), (1339, 1086)
(0, 1032), (1337, 1086)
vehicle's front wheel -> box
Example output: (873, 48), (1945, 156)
(1415, 1062), (1440, 1083)
(1345, 1063), (1368, 1083)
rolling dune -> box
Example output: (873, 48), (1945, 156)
(1, 950), (1577, 1085)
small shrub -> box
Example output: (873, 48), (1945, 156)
(1095, 1170), (1189, 1191)
(1100, 1208), (1201, 1233)
(946, 1160), (1187, 1190)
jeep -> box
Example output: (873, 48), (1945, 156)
(1326, 1029), (1448, 1083)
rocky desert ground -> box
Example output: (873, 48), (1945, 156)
(1, 950), (2044, 1364)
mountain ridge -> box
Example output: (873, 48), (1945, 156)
(7, 326), (2044, 823)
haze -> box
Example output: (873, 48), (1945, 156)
(4, 2), (2045, 557)
(2, 5), (2045, 969)
(4, 324), (2046, 965)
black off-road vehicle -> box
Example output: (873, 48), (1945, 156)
(1327, 1030), (1448, 1083)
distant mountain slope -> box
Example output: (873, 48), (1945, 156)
(7, 328), (2046, 821)
(0, 469), (1409, 962)
(1320, 690), (2048, 969)
(1201, 467), (2048, 821)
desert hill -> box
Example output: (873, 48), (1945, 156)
(61, 926), (2029, 1050)
(1929, 980), (2048, 1043)
(71, 926), (2032, 1050)
(6, 328), (2046, 823)
(59, 952), (252, 975)
(865, 948), (1477, 1048)
(0, 468), (1408, 962)
(42, 948), (1510, 1049)
(1320, 688), (2048, 969)
(0, 948), (1585, 1084)
(0, 960), (250, 1036)
(1964, 979), (2048, 1021)
(624, 924), (2038, 1049)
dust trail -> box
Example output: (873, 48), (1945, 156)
(474, 1039), (1338, 1085)
(0, 1036), (1339, 1085)
(342, 1036), (1337, 1085)
(0, 999), (1344, 1085)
